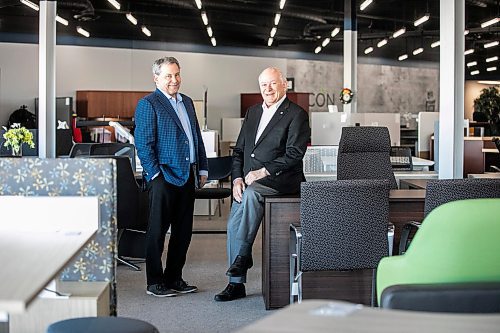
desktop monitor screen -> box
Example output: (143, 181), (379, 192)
(311, 112), (348, 146)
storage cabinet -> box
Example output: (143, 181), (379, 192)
(400, 127), (418, 156)
(240, 92), (310, 117)
(76, 90), (150, 118)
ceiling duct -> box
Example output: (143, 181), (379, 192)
(58, 0), (98, 21)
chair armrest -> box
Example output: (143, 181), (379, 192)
(398, 221), (421, 255)
(380, 282), (500, 313)
(490, 165), (500, 172)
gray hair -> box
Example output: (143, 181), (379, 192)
(152, 57), (180, 75)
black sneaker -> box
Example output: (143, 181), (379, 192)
(167, 280), (198, 294)
(146, 284), (177, 297)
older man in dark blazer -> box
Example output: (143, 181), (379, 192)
(135, 56), (208, 298)
(215, 67), (310, 301)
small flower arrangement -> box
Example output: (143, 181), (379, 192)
(2, 123), (35, 156)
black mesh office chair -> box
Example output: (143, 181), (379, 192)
(290, 180), (390, 305)
(90, 142), (136, 172)
(399, 178), (500, 254)
(69, 143), (94, 157)
(337, 126), (397, 189)
(194, 156), (233, 219)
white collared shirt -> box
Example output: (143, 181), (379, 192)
(255, 95), (286, 144)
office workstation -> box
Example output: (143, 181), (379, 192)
(1, 0), (500, 332)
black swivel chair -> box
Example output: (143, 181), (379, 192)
(290, 180), (390, 306)
(90, 142), (136, 172)
(399, 178), (500, 254)
(337, 126), (398, 189)
(69, 143), (94, 157)
(194, 156), (233, 219)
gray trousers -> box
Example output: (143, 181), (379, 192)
(227, 182), (279, 283)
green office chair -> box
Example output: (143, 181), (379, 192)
(377, 199), (500, 310)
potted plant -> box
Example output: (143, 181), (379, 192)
(2, 123), (35, 156)
(473, 87), (500, 136)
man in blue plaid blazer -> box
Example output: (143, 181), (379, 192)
(135, 56), (208, 298)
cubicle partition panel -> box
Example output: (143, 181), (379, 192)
(0, 157), (118, 315)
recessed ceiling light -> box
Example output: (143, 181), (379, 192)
(414, 14), (430, 26)
(126, 13), (137, 25)
(76, 26), (90, 38)
(267, 37), (273, 47)
(270, 27), (277, 38)
(377, 39), (388, 48)
(364, 46), (373, 54)
(480, 17), (499, 28)
(487, 66), (497, 72)
(107, 0), (121, 10)
(466, 61), (477, 67)
(210, 37), (216, 47)
(194, 0), (202, 10)
(398, 54), (408, 61)
(20, 0), (39, 11)
(331, 27), (340, 37)
(470, 70), (480, 75)
(322, 38), (330, 47)
(314, 46), (322, 54)
(412, 47), (424, 55)
(478, 80), (500, 85)
(141, 26), (151, 37)
(431, 41), (440, 48)
(206, 26), (213, 37)
(201, 12), (208, 25)
(484, 41), (499, 48)
(360, 0), (373, 11)
(486, 56), (498, 62)
(55, 15), (68, 26)
(393, 28), (406, 38)
(464, 49), (474, 55)
(279, 0), (286, 10)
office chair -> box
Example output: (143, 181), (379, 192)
(337, 126), (397, 189)
(69, 143), (94, 157)
(377, 199), (500, 312)
(399, 178), (500, 254)
(390, 146), (413, 171)
(90, 142), (136, 172)
(290, 180), (390, 305)
(194, 156), (233, 219)
(47, 316), (159, 333)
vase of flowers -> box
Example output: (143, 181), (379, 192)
(2, 123), (35, 157)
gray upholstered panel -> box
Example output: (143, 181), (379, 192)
(424, 179), (500, 216)
(0, 157), (118, 315)
(300, 179), (390, 272)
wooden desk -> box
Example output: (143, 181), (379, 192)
(238, 300), (500, 333)
(262, 190), (425, 309)
(0, 197), (99, 314)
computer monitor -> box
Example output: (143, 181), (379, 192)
(310, 112), (349, 145)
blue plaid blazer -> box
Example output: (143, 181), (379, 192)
(135, 89), (208, 185)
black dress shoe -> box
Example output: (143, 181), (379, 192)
(226, 255), (253, 277)
(214, 283), (246, 302)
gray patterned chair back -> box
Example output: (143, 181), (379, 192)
(300, 179), (390, 271)
(337, 126), (397, 189)
(424, 178), (500, 216)
(0, 157), (118, 315)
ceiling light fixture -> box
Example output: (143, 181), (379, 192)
(279, 0), (286, 10)
(484, 41), (499, 48)
(141, 26), (151, 37)
(55, 15), (68, 26)
(267, 37), (273, 47)
(412, 47), (424, 55)
(20, 0), (39, 11)
(270, 27), (277, 38)
(431, 40), (440, 48)
(486, 56), (498, 62)
(392, 27), (406, 38)
(331, 27), (340, 37)
(478, 80), (500, 85)
(76, 26), (90, 38)
(314, 46), (322, 54)
(126, 13), (137, 25)
(414, 14), (430, 27)
(377, 39), (388, 48)
(360, 0), (373, 11)
(466, 61), (477, 67)
(201, 11), (208, 25)
(106, 0), (121, 10)
(464, 48), (475, 55)
(464, 30), (470, 35)
(211, 37), (216, 46)
(398, 54), (408, 61)
(364, 46), (374, 54)
(274, 13), (281, 25)
(322, 38), (330, 47)
(481, 17), (500, 28)
(194, 0), (202, 10)
(470, 70), (480, 75)
(487, 66), (497, 71)
(207, 26), (213, 37)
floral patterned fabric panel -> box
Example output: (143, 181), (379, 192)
(0, 157), (118, 315)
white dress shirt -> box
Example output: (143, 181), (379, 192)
(255, 95), (286, 144)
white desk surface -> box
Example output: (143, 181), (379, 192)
(238, 300), (500, 333)
(482, 148), (498, 153)
(0, 230), (96, 314)
(412, 156), (434, 166)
